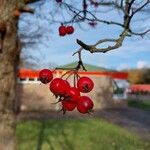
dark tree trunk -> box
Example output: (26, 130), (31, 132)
(0, 0), (33, 149)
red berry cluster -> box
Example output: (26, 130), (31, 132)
(58, 24), (74, 36)
(39, 69), (94, 114)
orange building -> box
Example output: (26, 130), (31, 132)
(16, 63), (128, 111)
(17, 68), (128, 83)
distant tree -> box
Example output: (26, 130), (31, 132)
(127, 69), (143, 84)
(127, 68), (150, 84)
(141, 69), (150, 84)
(19, 57), (57, 69)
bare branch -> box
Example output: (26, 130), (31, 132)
(74, 1), (134, 54)
(97, 1), (125, 12)
(130, 29), (150, 37)
(63, 3), (124, 28)
(20, 0), (150, 69)
(20, 6), (34, 14)
(120, 0), (124, 8)
(24, 0), (40, 4)
(76, 29), (129, 53)
(130, 0), (150, 18)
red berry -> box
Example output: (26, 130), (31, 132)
(49, 78), (69, 96)
(59, 24), (66, 36)
(65, 87), (80, 103)
(39, 69), (53, 84)
(77, 77), (94, 93)
(62, 100), (76, 111)
(66, 26), (74, 34)
(64, 80), (70, 88)
(77, 96), (94, 114)
(56, 0), (62, 3)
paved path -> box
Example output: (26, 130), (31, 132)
(94, 108), (150, 141)
(18, 107), (150, 141)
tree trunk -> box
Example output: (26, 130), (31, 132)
(0, 1), (23, 149)
(0, 24), (19, 149)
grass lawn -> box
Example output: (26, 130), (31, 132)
(16, 119), (150, 150)
(128, 100), (150, 110)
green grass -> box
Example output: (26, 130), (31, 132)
(16, 119), (150, 150)
(128, 100), (150, 110)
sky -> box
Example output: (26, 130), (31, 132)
(18, 0), (150, 70)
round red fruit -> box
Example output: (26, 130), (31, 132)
(64, 80), (70, 88)
(66, 26), (74, 34)
(77, 96), (94, 114)
(49, 78), (69, 96)
(65, 87), (80, 102)
(77, 77), (94, 93)
(62, 100), (76, 111)
(39, 69), (53, 84)
(59, 24), (66, 36)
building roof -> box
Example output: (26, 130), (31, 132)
(59, 62), (115, 72)
(17, 68), (128, 80)
(129, 84), (150, 92)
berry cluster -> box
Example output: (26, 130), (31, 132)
(58, 24), (74, 36)
(56, 0), (100, 36)
(39, 69), (94, 114)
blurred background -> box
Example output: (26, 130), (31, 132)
(15, 0), (150, 150)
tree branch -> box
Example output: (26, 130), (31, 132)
(76, 29), (129, 53)
(20, 6), (34, 14)
(130, 0), (150, 18)
(24, 0), (41, 4)
(63, 3), (124, 28)
(97, 1), (125, 12)
(130, 29), (150, 37)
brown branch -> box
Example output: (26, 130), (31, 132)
(83, 0), (87, 17)
(128, 0), (136, 12)
(86, 11), (124, 27)
(63, 2), (124, 28)
(130, 29), (150, 37)
(76, 29), (129, 53)
(123, 0), (133, 28)
(120, 0), (124, 8)
(20, 6), (34, 14)
(56, 46), (86, 72)
(24, 0), (40, 4)
(73, 0), (148, 57)
(56, 53), (86, 72)
(98, 1), (125, 12)
(130, 0), (150, 18)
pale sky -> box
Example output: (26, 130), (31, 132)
(18, 0), (150, 70)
